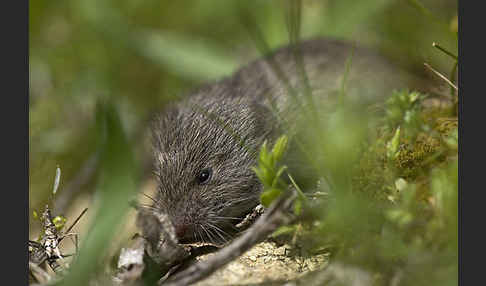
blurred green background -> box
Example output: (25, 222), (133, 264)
(29, 1), (458, 285)
(29, 0), (457, 232)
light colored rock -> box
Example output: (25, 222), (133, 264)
(194, 241), (330, 286)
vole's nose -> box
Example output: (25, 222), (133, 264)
(174, 223), (188, 239)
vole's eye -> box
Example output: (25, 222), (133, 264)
(196, 168), (212, 184)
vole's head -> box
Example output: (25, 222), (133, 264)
(150, 91), (272, 244)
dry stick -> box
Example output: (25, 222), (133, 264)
(135, 208), (191, 276)
(424, 63), (458, 91)
(160, 193), (297, 286)
(431, 42), (458, 99)
(62, 208), (88, 236)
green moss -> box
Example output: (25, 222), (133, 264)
(352, 90), (457, 205)
(395, 134), (442, 177)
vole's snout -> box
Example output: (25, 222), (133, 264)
(171, 215), (194, 242)
(174, 223), (188, 239)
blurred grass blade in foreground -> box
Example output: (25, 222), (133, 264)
(59, 100), (139, 286)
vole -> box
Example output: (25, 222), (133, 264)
(146, 37), (423, 244)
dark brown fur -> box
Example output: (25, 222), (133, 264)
(148, 38), (423, 244)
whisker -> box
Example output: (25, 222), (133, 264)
(210, 216), (244, 221)
(135, 204), (161, 213)
(200, 228), (207, 244)
(211, 223), (231, 237)
(195, 226), (204, 244)
(202, 224), (216, 244)
(200, 224), (213, 244)
(136, 203), (158, 209)
(141, 193), (159, 204)
(207, 223), (230, 244)
(206, 223), (226, 243)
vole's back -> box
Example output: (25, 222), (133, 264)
(208, 38), (420, 114)
(149, 38), (424, 244)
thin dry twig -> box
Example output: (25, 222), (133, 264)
(63, 208), (88, 235)
(135, 208), (192, 272)
(160, 192), (297, 286)
(424, 63), (458, 91)
(235, 204), (264, 230)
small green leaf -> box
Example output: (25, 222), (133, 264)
(259, 140), (270, 165)
(252, 164), (272, 188)
(386, 126), (401, 160)
(262, 167), (273, 187)
(254, 135), (291, 207)
(409, 91), (420, 103)
(32, 210), (39, 220)
(260, 188), (282, 207)
(53, 215), (67, 231)
(271, 135), (289, 163)
(271, 165), (288, 188)
(288, 174), (306, 201)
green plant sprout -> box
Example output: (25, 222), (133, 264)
(252, 135), (289, 207)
